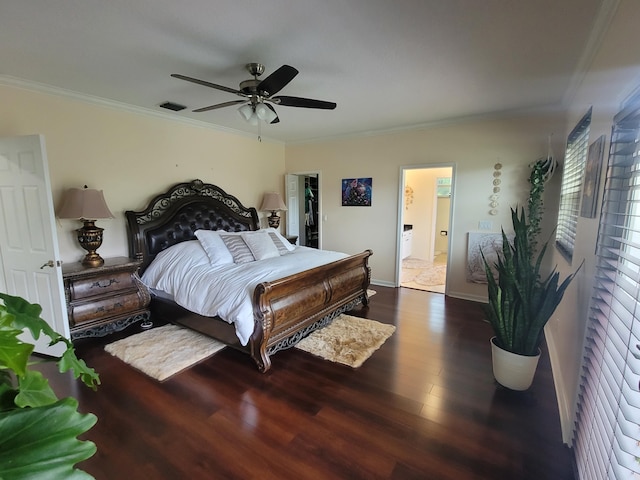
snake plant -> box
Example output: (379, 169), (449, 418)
(481, 207), (580, 356)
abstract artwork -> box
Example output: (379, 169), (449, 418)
(466, 232), (511, 283)
(342, 178), (372, 206)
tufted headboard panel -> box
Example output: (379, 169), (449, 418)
(125, 179), (260, 273)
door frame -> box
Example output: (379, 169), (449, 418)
(285, 170), (322, 249)
(396, 163), (456, 290)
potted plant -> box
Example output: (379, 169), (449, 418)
(0, 292), (100, 479)
(481, 159), (580, 390)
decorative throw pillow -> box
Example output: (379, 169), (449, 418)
(241, 230), (280, 260)
(194, 230), (234, 266)
(219, 233), (255, 264)
(265, 227), (296, 252)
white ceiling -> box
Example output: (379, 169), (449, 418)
(0, 0), (606, 143)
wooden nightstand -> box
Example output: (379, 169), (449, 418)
(285, 235), (298, 245)
(62, 256), (151, 340)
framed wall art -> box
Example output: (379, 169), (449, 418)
(466, 232), (512, 283)
(580, 134), (605, 218)
(342, 178), (372, 206)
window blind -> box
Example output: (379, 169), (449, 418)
(556, 108), (592, 262)
(573, 96), (640, 479)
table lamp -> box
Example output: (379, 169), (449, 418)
(57, 186), (114, 267)
(259, 192), (287, 229)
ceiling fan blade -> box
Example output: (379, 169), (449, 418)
(273, 95), (336, 110)
(257, 65), (298, 96)
(171, 74), (244, 96)
(265, 103), (280, 124)
(192, 100), (247, 113)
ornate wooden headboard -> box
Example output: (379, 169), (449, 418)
(125, 179), (260, 272)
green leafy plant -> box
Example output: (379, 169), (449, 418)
(481, 208), (581, 356)
(527, 158), (549, 256)
(0, 292), (100, 479)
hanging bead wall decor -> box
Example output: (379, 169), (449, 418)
(490, 162), (502, 215)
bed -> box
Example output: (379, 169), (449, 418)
(125, 179), (372, 372)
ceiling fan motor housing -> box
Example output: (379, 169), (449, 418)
(239, 79), (262, 96)
(246, 63), (265, 77)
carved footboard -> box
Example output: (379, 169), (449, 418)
(250, 249), (372, 372)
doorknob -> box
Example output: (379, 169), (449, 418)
(40, 260), (55, 269)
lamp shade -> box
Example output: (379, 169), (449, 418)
(239, 102), (277, 125)
(255, 103), (277, 123)
(57, 187), (114, 220)
(238, 104), (254, 121)
(259, 192), (287, 212)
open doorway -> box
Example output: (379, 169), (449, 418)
(398, 165), (454, 294)
(285, 172), (321, 248)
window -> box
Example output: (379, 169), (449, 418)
(573, 95), (640, 478)
(556, 108), (592, 261)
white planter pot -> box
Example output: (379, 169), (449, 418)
(490, 337), (541, 391)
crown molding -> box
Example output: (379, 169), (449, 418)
(0, 75), (284, 145)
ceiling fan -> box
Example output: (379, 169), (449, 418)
(171, 63), (336, 125)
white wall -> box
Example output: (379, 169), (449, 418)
(0, 84), (285, 264)
(285, 111), (567, 298)
(435, 197), (451, 255)
(545, 0), (640, 441)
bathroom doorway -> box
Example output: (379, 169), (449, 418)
(398, 165), (454, 294)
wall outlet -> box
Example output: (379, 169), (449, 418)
(478, 220), (492, 230)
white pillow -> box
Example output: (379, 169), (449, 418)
(241, 230), (280, 260)
(141, 240), (210, 291)
(194, 230), (234, 266)
(265, 228), (296, 252)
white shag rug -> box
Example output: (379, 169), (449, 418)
(104, 324), (225, 381)
(295, 314), (395, 368)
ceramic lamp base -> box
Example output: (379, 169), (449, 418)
(267, 212), (281, 229)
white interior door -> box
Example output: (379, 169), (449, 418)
(286, 174), (300, 240)
(0, 134), (68, 355)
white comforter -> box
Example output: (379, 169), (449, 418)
(141, 241), (348, 346)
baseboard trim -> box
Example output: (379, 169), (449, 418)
(545, 330), (574, 445)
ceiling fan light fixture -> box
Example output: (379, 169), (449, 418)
(256, 103), (277, 123)
(238, 103), (254, 121)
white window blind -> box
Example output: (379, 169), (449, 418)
(556, 108), (592, 262)
(573, 96), (640, 479)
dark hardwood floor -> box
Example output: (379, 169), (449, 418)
(44, 286), (575, 479)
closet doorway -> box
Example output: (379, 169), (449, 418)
(285, 173), (320, 248)
(398, 165), (454, 294)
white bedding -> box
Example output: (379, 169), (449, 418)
(140, 239), (348, 346)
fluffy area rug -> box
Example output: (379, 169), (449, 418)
(295, 314), (396, 368)
(104, 324), (225, 381)
(401, 258), (447, 286)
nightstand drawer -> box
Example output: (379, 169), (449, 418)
(62, 257), (151, 338)
(69, 292), (146, 325)
(67, 271), (135, 301)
